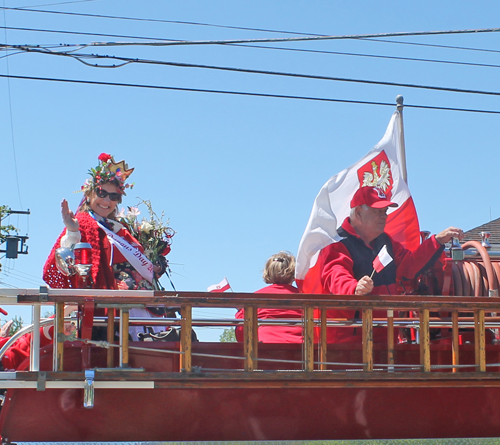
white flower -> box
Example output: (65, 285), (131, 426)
(141, 221), (153, 234)
(128, 207), (141, 218)
(116, 207), (127, 219)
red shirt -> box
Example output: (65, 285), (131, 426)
(235, 284), (303, 343)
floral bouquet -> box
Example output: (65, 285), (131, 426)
(117, 199), (175, 290)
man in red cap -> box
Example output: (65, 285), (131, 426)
(316, 186), (463, 343)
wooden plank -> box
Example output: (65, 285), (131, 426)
(362, 308), (373, 372)
(18, 291), (500, 312)
(120, 310), (129, 367)
(303, 306), (314, 372)
(475, 309), (486, 372)
(252, 307), (258, 369)
(320, 309), (327, 371)
(452, 310), (459, 373)
(420, 309), (430, 372)
(180, 305), (192, 372)
(152, 377), (500, 389)
(16, 370), (500, 384)
(243, 306), (255, 372)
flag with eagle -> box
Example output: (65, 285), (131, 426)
(296, 111), (420, 293)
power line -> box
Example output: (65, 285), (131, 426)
(1, 8), (499, 49)
(2, 6), (499, 56)
(364, 37), (500, 55)
(0, 6), (321, 36)
(18, 1), (98, 7)
(234, 43), (500, 70)
(0, 73), (499, 114)
(3, 26), (500, 71)
(72, 28), (500, 49)
(0, 24), (176, 42)
(2, 268), (42, 286)
(4, 268), (41, 282)
(1, 4), (23, 209)
(9, 46), (500, 97)
(0, 280), (19, 289)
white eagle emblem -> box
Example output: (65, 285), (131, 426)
(362, 160), (391, 191)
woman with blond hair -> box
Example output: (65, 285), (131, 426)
(235, 251), (303, 343)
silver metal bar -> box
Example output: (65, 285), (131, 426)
(30, 304), (41, 372)
(72, 316), (500, 329)
(83, 370), (95, 408)
(119, 309), (124, 367)
(0, 380), (154, 389)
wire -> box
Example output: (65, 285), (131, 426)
(235, 43), (500, 70)
(0, 6), (324, 35)
(9, 46), (500, 98)
(71, 28), (500, 49)
(3, 6), (500, 56)
(3, 266), (42, 282)
(18, 0), (98, 7)
(1, 3), (23, 209)
(364, 37), (500, 55)
(3, 5), (500, 54)
(0, 73), (499, 114)
(0, 50), (27, 60)
(1, 260), (42, 285)
(1, 10), (499, 48)
(0, 24), (178, 42)
(0, 280), (18, 289)
(4, 26), (500, 72)
(1, 270), (41, 286)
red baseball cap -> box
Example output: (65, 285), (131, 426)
(350, 187), (398, 209)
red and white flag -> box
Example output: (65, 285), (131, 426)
(296, 111), (420, 293)
(372, 245), (393, 274)
(207, 277), (231, 293)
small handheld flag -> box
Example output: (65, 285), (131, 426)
(207, 277), (231, 293)
(370, 245), (393, 278)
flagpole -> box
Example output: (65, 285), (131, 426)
(396, 95), (408, 184)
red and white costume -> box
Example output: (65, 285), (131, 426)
(2, 212), (162, 370)
(43, 212), (144, 289)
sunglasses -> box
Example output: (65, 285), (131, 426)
(95, 187), (122, 202)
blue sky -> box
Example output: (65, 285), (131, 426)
(1, 0), (500, 340)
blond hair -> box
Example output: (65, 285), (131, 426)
(263, 251), (296, 285)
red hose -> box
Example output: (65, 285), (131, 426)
(462, 241), (497, 294)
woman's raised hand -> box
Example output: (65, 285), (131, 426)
(61, 199), (79, 232)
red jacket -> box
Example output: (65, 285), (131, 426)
(43, 212), (143, 290)
(235, 284), (303, 343)
(316, 217), (444, 343)
(4, 213), (144, 371)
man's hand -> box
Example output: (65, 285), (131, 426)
(61, 199), (79, 232)
(355, 275), (374, 295)
(435, 226), (464, 245)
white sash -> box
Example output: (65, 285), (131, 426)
(96, 221), (154, 283)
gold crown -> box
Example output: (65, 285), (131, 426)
(108, 156), (134, 181)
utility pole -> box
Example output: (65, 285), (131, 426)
(0, 208), (30, 259)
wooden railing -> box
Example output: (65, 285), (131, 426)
(2, 288), (500, 375)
